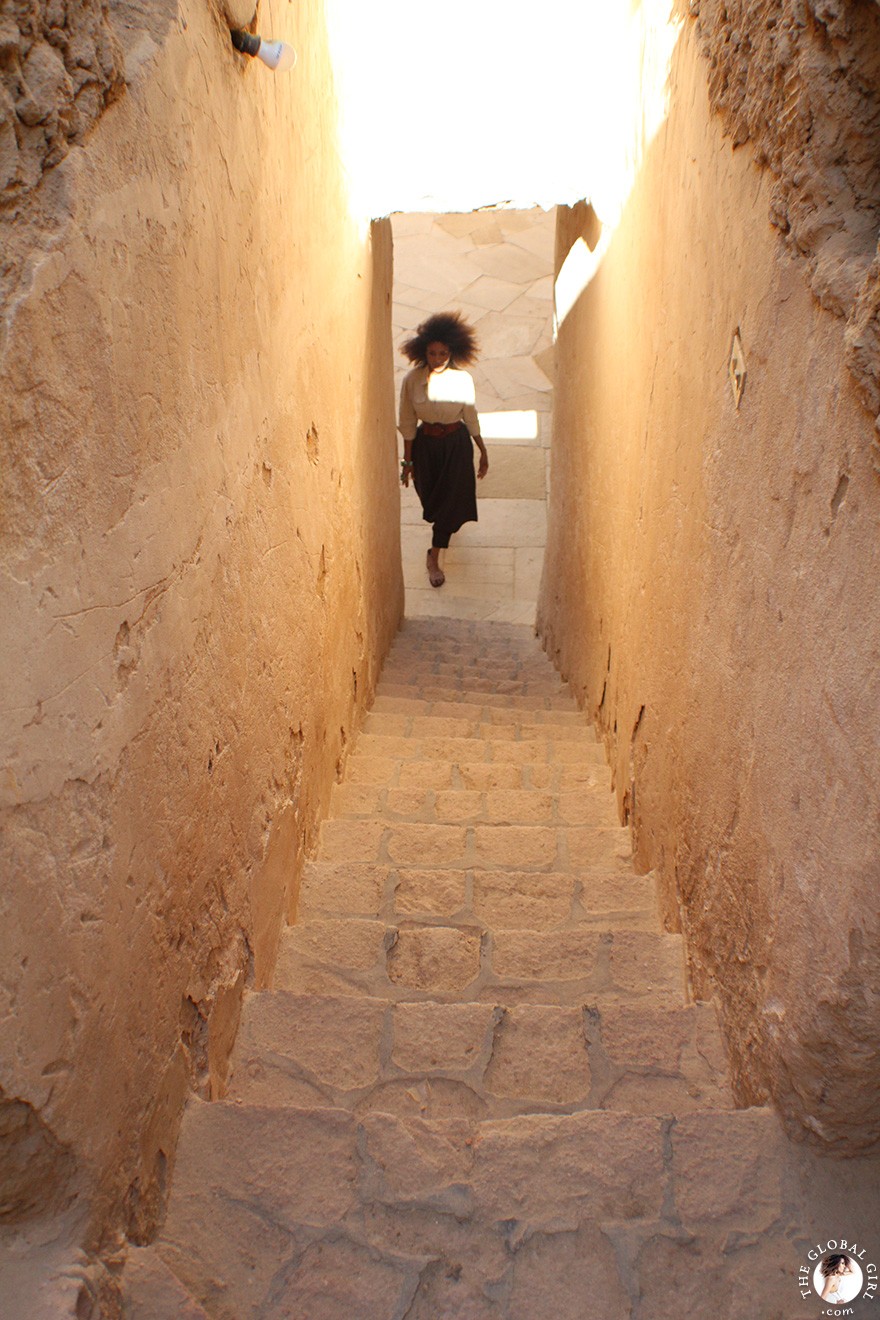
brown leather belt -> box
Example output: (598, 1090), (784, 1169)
(420, 421), (463, 437)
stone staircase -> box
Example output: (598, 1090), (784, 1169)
(121, 619), (827, 1319)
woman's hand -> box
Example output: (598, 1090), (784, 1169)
(477, 445), (489, 479)
(400, 458), (413, 487)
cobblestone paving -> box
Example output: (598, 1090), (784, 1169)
(123, 620), (880, 1319)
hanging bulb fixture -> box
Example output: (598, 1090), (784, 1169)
(230, 29), (297, 72)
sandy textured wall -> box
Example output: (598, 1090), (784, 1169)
(539, 14), (879, 1151)
(1, 0), (401, 1244)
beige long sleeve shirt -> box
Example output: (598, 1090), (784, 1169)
(398, 366), (482, 441)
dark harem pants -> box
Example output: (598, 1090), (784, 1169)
(411, 423), (478, 549)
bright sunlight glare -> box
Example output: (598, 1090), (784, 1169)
(326, 0), (682, 229)
(478, 411), (539, 441)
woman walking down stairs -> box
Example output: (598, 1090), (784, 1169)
(121, 620), (878, 1319)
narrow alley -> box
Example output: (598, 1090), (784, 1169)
(2, 0), (880, 1316)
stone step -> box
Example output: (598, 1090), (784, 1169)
(152, 1100), (790, 1320)
(329, 783), (621, 828)
(228, 991), (733, 1118)
(297, 861), (658, 928)
(385, 643), (548, 668)
(344, 755), (609, 793)
(396, 617), (536, 640)
(376, 680), (576, 711)
(378, 669), (569, 697)
(386, 631), (547, 654)
(0, 1239), (97, 1320)
(386, 626), (545, 648)
(379, 668), (563, 690)
(122, 1247), (211, 1318)
(353, 732), (607, 765)
(371, 694), (586, 726)
(380, 649), (563, 674)
(273, 917), (686, 1006)
(362, 711), (596, 742)
(395, 618), (539, 639)
(317, 818), (632, 872)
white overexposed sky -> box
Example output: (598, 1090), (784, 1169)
(325, 0), (682, 221)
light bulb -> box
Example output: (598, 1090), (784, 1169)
(256, 39), (297, 72)
(230, 29), (297, 73)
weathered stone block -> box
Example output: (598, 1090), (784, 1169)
(671, 1109), (785, 1232)
(564, 826), (633, 869)
(577, 871), (656, 915)
(608, 931), (685, 999)
(371, 695), (427, 715)
(385, 823), (468, 866)
(278, 919), (387, 977)
(508, 1223), (631, 1320)
(224, 1064), (329, 1110)
(471, 1112), (666, 1222)
(434, 789), (483, 822)
(482, 789), (556, 824)
(358, 1112), (475, 1214)
(487, 741), (548, 764)
(398, 760), (455, 789)
(410, 715), (478, 739)
(393, 869), (468, 918)
(385, 787), (434, 819)
(346, 756), (398, 785)
(557, 789), (620, 826)
(364, 712), (411, 736)
(319, 819), (385, 863)
(388, 926), (482, 993)
(491, 929), (600, 982)
(430, 700), (486, 720)
(600, 1004), (699, 1073)
(632, 1232), (789, 1320)
(473, 871), (574, 929)
(122, 1247), (211, 1318)
(357, 734), (417, 760)
(485, 1005), (591, 1104)
(525, 763), (556, 789)
(163, 1103), (359, 1245)
(552, 742), (608, 764)
(360, 1202), (509, 1279)
(298, 863), (388, 919)
(355, 1076), (488, 1121)
(504, 724), (590, 742)
(459, 762), (523, 789)
(477, 721), (523, 740)
(557, 764), (604, 790)
(419, 736), (488, 762)
(330, 783), (383, 817)
(232, 992), (385, 1093)
(601, 1072), (731, 1115)
(474, 825), (558, 868)
(392, 1002), (498, 1073)
(265, 1236), (417, 1320)
(402, 1259), (504, 1320)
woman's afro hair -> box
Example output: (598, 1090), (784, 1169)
(401, 311), (479, 367)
